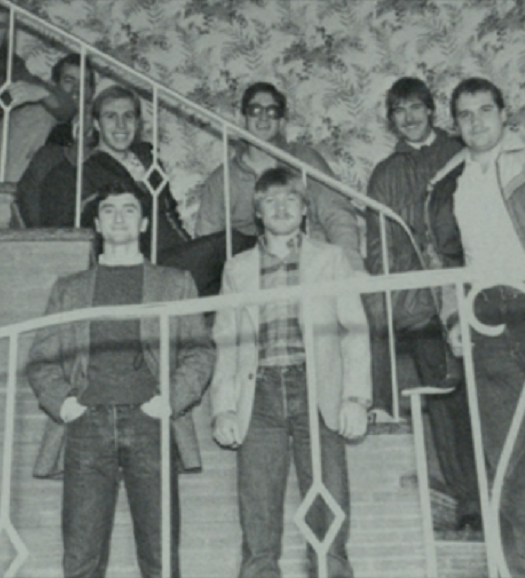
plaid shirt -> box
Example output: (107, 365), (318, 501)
(258, 233), (306, 367)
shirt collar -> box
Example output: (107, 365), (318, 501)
(258, 232), (303, 258)
(406, 129), (437, 150)
(98, 253), (145, 266)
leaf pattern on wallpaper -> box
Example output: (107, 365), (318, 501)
(11, 0), (525, 231)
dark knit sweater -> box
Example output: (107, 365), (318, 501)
(80, 264), (157, 406)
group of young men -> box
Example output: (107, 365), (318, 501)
(17, 36), (525, 578)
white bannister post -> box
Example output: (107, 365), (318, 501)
(0, 334), (29, 577)
(159, 313), (172, 578)
(294, 294), (345, 578)
(302, 294), (328, 578)
(150, 86), (160, 264)
(0, 6), (15, 182)
(379, 213), (400, 420)
(407, 391), (438, 578)
(222, 125), (232, 259)
(301, 167), (309, 235)
(74, 45), (87, 229)
(457, 283), (500, 578)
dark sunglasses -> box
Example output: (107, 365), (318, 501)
(245, 104), (284, 120)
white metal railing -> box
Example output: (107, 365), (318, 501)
(0, 267), (521, 578)
(0, 0), (422, 421)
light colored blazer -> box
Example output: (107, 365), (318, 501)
(210, 236), (371, 442)
(28, 261), (215, 477)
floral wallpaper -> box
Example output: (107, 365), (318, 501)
(10, 0), (525, 231)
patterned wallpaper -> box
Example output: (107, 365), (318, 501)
(11, 0), (525, 230)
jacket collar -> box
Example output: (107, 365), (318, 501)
(395, 127), (447, 154)
(429, 128), (525, 189)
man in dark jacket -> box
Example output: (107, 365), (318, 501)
(27, 180), (214, 578)
(427, 77), (525, 577)
(365, 77), (480, 530)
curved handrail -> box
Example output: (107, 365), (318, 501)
(463, 280), (525, 578)
(0, 0), (415, 248)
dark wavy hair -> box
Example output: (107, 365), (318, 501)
(450, 77), (505, 122)
(386, 77), (435, 129)
(51, 53), (95, 91)
(82, 179), (152, 229)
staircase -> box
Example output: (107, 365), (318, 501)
(0, 231), (490, 578)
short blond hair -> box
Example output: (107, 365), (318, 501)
(253, 166), (307, 213)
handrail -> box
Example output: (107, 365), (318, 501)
(0, 258), (520, 578)
(0, 1), (410, 236)
(0, 266), (475, 341)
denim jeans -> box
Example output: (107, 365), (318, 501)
(473, 324), (525, 578)
(371, 318), (480, 517)
(237, 364), (353, 578)
(62, 405), (180, 578)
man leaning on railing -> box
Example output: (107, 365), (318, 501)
(16, 55), (96, 228)
(0, 6), (77, 182)
(27, 179), (214, 578)
(426, 76), (525, 578)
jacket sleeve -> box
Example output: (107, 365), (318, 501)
(17, 145), (64, 227)
(11, 56), (75, 122)
(26, 279), (74, 422)
(365, 164), (395, 276)
(299, 146), (364, 272)
(333, 248), (372, 405)
(209, 261), (241, 418)
(170, 272), (215, 416)
(363, 166), (393, 332)
(194, 166), (227, 237)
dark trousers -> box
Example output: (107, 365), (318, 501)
(62, 405), (179, 578)
(472, 287), (525, 577)
(371, 319), (480, 516)
(158, 229), (257, 297)
(237, 364), (353, 578)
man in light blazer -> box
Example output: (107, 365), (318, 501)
(27, 180), (214, 578)
(211, 166), (371, 578)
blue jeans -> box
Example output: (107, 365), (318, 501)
(473, 327), (525, 577)
(237, 364), (353, 578)
(62, 405), (179, 578)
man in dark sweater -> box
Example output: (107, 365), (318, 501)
(27, 180), (214, 578)
(365, 77), (480, 530)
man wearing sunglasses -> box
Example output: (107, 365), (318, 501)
(195, 81), (364, 273)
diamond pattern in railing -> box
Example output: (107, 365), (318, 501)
(0, 81), (13, 113)
(0, 518), (29, 577)
(294, 480), (345, 571)
(142, 162), (169, 198)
